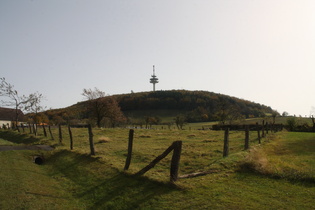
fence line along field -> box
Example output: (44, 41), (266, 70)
(0, 126), (314, 209)
(27, 125), (277, 181)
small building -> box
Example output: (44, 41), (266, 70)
(0, 107), (25, 128)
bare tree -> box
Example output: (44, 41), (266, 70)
(82, 88), (107, 128)
(0, 78), (32, 127)
(25, 92), (45, 125)
(82, 88), (106, 128)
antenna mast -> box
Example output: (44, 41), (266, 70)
(150, 65), (159, 91)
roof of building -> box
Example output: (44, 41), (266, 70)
(0, 107), (25, 121)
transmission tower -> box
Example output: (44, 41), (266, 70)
(150, 65), (159, 91)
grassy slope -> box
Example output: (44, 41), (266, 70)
(0, 128), (314, 209)
(0, 150), (82, 209)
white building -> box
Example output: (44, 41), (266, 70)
(0, 107), (25, 128)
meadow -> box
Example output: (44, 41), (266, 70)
(0, 125), (314, 209)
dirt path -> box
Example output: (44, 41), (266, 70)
(0, 145), (54, 151)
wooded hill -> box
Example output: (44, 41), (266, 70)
(115, 90), (275, 123)
(38, 90), (276, 125)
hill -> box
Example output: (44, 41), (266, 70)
(115, 90), (275, 123)
(40, 90), (276, 125)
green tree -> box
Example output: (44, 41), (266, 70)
(286, 117), (297, 131)
(282, 111), (289, 117)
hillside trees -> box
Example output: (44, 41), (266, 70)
(115, 90), (275, 122)
(82, 88), (126, 127)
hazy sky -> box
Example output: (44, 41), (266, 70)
(1, 0), (315, 116)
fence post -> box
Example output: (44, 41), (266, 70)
(170, 141), (182, 182)
(68, 125), (73, 150)
(58, 124), (63, 144)
(16, 124), (20, 133)
(262, 120), (265, 138)
(42, 125), (47, 137)
(223, 128), (229, 157)
(136, 142), (176, 176)
(88, 124), (95, 155)
(244, 126), (249, 150)
(256, 123), (261, 144)
(29, 123), (32, 134)
(124, 129), (134, 170)
(48, 125), (54, 140)
(33, 124), (37, 136)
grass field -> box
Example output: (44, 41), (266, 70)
(0, 126), (314, 209)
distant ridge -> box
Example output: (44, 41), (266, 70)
(114, 90), (275, 122)
(40, 90), (276, 124)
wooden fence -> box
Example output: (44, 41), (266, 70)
(1, 122), (278, 182)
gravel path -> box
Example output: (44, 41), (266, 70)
(0, 145), (54, 151)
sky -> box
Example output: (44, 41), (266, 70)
(1, 0), (315, 116)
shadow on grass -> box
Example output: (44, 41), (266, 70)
(237, 164), (315, 186)
(82, 173), (178, 209)
(284, 137), (315, 155)
(0, 130), (40, 144)
(45, 150), (179, 209)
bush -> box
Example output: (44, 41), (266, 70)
(286, 117), (297, 131)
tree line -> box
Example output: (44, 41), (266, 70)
(115, 90), (276, 123)
(28, 88), (126, 128)
(27, 89), (277, 128)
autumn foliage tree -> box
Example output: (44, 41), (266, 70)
(82, 88), (126, 128)
(102, 96), (126, 127)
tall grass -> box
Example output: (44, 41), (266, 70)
(0, 127), (315, 209)
(240, 131), (315, 182)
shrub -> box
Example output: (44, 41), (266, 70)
(286, 117), (297, 131)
